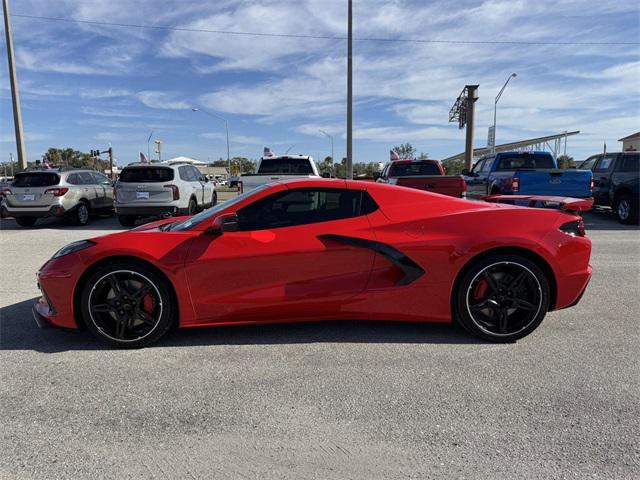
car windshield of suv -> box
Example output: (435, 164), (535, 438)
(257, 158), (313, 175)
(495, 154), (555, 170)
(169, 184), (270, 232)
(389, 163), (440, 176)
(12, 172), (60, 187)
(119, 167), (174, 183)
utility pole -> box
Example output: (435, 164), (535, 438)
(319, 129), (334, 165)
(464, 85), (479, 171)
(108, 147), (114, 180)
(3, 0), (27, 170)
(492, 73), (516, 153)
(346, 0), (353, 180)
(147, 130), (154, 162)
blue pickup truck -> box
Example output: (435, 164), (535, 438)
(463, 151), (593, 199)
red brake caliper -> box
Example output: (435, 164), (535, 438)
(142, 294), (156, 314)
(473, 279), (489, 301)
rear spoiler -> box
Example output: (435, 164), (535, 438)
(481, 195), (593, 214)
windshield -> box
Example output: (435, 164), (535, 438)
(389, 162), (441, 176)
(12, 172), (60, 187)
(119, 167), (174, 183)
(170, 184), (270, 231)
(257, 158), (313, 174)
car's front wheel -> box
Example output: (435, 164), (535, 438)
(80, 262), (175, 348)
(454, 254), (550, 342)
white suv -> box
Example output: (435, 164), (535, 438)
(115, 163), (217, 226)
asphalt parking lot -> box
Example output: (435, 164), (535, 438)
(0, 209), (638, 479)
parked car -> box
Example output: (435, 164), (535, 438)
(240, 155), (321, 191)
(34, 179), (592, 348)
(579, 152), (639, 224)
(463, 151), (593, 200)
(1, 168), (113, 227)
(376, 159), (467, 198)
(114, 162), (217, 227)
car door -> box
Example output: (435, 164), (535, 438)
(192, 167), (206, 206)
(78, 172), (100, 208)
(611, 153), (639, 200)
(592, 155), (615, 205)
(465, 158), (489, 199)
(91, 172), (113, 208)
(184, 186), (377, 323)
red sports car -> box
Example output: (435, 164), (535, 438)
(34, 179), (592, 348)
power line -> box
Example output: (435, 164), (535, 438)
(11, 13), (640, 46)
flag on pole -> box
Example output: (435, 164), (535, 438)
(390, 149), (401, 161)
(264, 147), (274, 157)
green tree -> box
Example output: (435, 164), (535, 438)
(42, 147), (107, 170)
(556, 154), (574, 169)
(442, 158), (465, 175)
(392, 143), (416, 160)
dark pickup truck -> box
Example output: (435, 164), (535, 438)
(579, 151), (639, 224)
(376, 159), (467, 198)
(463, 151), (593, 200)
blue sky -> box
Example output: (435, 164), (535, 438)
(1, 0), (639, 166)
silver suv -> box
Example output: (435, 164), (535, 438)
(2, 168), (114, 227)
(114, 163), (217, 226)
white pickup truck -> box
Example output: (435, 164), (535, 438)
(240, 155), (321, 191)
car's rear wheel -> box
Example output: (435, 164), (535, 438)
(211, 191), (217, 207)
(614, 193), (638, 225)
(118, 215), (136, 227)
(80, 263), (175, 348)
(454, 254), (550, 342)
(74, 202), (90, 226)
(15, 216), (37, 227)
(188, 197), (197, 216)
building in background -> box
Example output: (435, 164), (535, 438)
(618, 132), (640, 152)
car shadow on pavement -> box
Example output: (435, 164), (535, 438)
(0, 216), (126, 231)
(1, 298), (481, 353)
(582, 210), (639, 231)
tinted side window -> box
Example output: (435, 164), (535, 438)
(595, 156), (615, 173)
(619, 154), (639, 173)
(67, 174), (81, 185)
(79, 172), (95, 185)
(192, 167), (204, 181)
(470, 159), (485, 174)
(580, 156), (599, 171)
(237, 188), (362, 230)
(92, 173), (111, 185)
(119, 168), (174, 183)
(179, 166), (191, 181)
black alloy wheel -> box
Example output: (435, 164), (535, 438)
(455, 255), (550, 342)
(81, 264), (174, 348)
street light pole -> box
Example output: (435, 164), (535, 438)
(319, 129), (334, 164)
(192, 107), (230, 175)
(3, 0), (27, 170)
(346, 0), (353, 180)
(492, 73), (517, 153)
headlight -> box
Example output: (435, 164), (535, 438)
(52, 240), (96, 259)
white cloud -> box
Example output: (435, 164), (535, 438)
(137, 91), (190, 110)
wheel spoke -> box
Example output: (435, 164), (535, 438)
(115, 317), (128, 339)
(513, 297), (537, 311)
(131, 284), (152, 301)
(106, 274), (122, 295)
(91, 303), (115, 314)
(482, 271), (500, 294)
(496, 307), (509, 333)
(508, 271), (527, 291)
(135, 308), (157, 326)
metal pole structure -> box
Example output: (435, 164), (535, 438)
(147, 130), (153, 162)
(319, 130), (334, 163)
(346, 0), (353, 180)
(492, 73), (516, 153)
(3, 0), (27, 170)
(464, 85), (479, 171)
(192, 107), (230, 174)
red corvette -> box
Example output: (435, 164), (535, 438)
(34, 179), (592, 348)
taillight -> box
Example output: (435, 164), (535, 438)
(511, 177), (520, 192)
(589, 177), (594, 193)
(559, 219), (586, 237)
(44, 187), (69, 197)
(1, 188), (11, 196)
(164, 184), (179, 200)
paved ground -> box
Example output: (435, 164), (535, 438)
(1, 208), (638, 479)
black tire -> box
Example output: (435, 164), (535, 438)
(118, 215), (136, 227)
(74, 202), (90, 226)
(80, 262), (175, 348)
(211, 191), (217, 207)
(15, 216), (37, 227)
(188, 197), (197, 216)
(454, 254), (550, 342)
(614, 193), (639, 225)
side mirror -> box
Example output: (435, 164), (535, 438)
(372, 172), (381, 180)
(209, 213), (239, 234)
